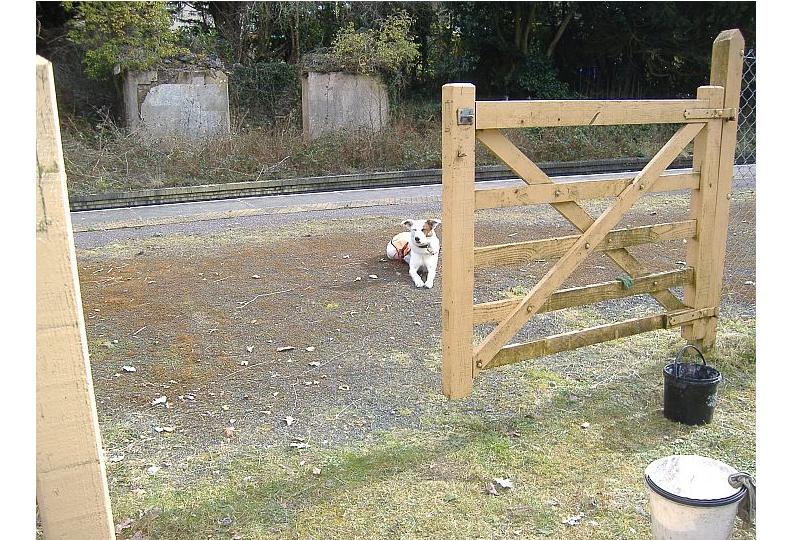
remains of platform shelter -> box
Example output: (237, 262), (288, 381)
(301, 70), (389, 140)
(121, 68), (231, 140)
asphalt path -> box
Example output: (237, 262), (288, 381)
(73, 164), (755, 250)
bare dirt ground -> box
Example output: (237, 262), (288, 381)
(75, 187), (755, 539)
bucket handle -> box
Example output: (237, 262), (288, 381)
(672, 344), (706, 378)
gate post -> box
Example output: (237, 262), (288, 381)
(704, 30), (745, 350)
(441, 83), (476, 398)
(682, 30), (745, 350)
(36, 57), (115, 539)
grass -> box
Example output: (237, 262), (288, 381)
(106, 316), (755, 539)
(61, 101), (683, 197)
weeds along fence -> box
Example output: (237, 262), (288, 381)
(440, 30), (745, 399)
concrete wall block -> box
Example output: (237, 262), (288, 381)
(302, 72), (389, 139)
(122, 69), (231, 141)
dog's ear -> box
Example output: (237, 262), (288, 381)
(427, 219), (442, 230)
(402, 219), (414, 229)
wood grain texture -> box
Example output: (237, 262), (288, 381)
(474, 123), (703, 368)
(484, 308), (710, 370)
(702, 29), (745, 350)
(476, 128), (684, 311)
(475, 220), (696, 269)
(441, 83), (477, 398)
(475, 98), (709, 129)
(36, 56), (115, 539)
(475, 172), (699, 209)
(474, 268), (693, 325)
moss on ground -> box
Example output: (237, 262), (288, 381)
(108, 317), (755, 540)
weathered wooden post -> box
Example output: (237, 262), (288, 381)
(682, 29), (745, 350)
(36, 56), (115, 539)
(441, 83), (476, 398)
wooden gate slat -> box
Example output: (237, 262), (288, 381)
(477, 128), (686, 312)
(474, 220), (696, 269)
(474, 268), (693, 325)
(476, 123), (704, 369)
(484, 307), (713, 369)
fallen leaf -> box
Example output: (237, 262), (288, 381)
(312, 467), (322, 476)
(122, 365), (136, 372)
(240, 360), (249, 366)
(223, 426), (236, 438)
(485, 482), (499, 496)
(580, 422), (591, 429)
(285, 416), (294, 426)
(151, 396), (167, 406)
(277, 346), (295, 352)
(252, 275), (261, 279)
(308, 361), (321, 367)
(246, 346), (254, 353)
(354, 277), (361, 281)
(289, 441), (310, 450)
(494, 477), (514, 489)
(146, 465), (160, 476)
(368, 275), (378, 279)
(306, 347), (316, 352)
(338, 385), (350, 391)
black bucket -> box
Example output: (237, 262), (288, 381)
(663, 344), (722, 425)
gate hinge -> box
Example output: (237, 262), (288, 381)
(683, 108), (737, 121)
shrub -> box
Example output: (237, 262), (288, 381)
(229, 62), (300, 124)
(66, 1), (186, 80)
(326, 12), (420, 78)
(516, 52), (572, 99)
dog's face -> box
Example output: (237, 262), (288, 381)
(403, 219), (441, 248)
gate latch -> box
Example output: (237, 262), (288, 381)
(457, 107), (475, 125)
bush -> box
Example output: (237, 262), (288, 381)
(66, 1), (186, 80)
(306, 11), (419, 85)
(516, 53), (572, 99)
(229, 62), (300, 124)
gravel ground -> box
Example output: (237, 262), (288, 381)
(75, 186), (755, 485)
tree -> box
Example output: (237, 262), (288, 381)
(66, 1), (186, 80)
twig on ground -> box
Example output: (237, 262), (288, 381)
(236, 287), (298, 309)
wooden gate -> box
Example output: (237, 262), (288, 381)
(441, 30), (744, 398)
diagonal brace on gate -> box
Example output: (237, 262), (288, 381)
(476, 129), (685, 312)
(474, 122), (705, 369)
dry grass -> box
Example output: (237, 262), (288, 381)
(61, 103), (679, 197)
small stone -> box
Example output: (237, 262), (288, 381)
(122, 366), (136, 372)
(368, 275), (378, 279)
(580, 422), (590, 429)
(146, 465), (160, 476)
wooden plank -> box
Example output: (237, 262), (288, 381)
(475, 220), (696, 269)
(474, 268), (693, 325)
(475, 171), (699, 209)
(681, 87), (725, 345)
(484, 308), (710, 369)
(36, 57), (116, 539)
(475, 98), (709, 129)
(441, 83), (477, 399)
(474, 122), (704, 369)
(477, 129), (685, 311)
(702, 30), (746, 351)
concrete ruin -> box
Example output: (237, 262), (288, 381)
(121, 69), (231, 140)
(301, 71), (389, 139)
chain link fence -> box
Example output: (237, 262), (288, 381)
(721, 49), (756, 312)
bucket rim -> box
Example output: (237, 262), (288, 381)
(645, 473), (746, 507)
(663, 363), (722, 384)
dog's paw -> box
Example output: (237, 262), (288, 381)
(424, 282), (434, 289)
(415, 281), (425, 288)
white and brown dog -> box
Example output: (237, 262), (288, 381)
(386, 219), (441, 288)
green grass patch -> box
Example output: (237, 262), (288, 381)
(107, 317), (755, 539)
